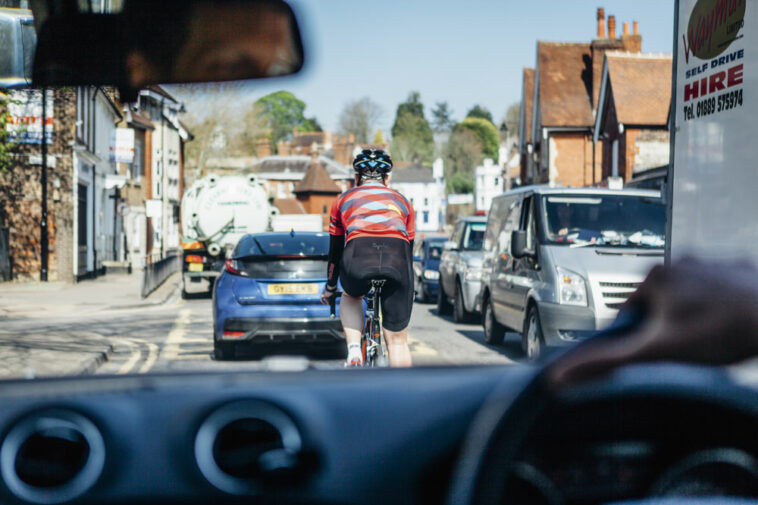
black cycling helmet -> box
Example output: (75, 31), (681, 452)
(353, 149), (393, 177)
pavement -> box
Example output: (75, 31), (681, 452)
(0, 272), (181, 378)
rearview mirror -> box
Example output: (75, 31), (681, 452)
(33, 0), (305, 94)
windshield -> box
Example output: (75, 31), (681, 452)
(0, 0), (710, 381)
(543, 195), (665, 247)
(462, 222), (486, 251)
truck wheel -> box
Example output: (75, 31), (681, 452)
(213, 341), (236, 361)
(522, 306), (544, 362)
(454, 281), (475, 323)
(483, 297), (506, 345)
(437, 283), (453, 315)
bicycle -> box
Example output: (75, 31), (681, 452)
(329, 279), (389, 367)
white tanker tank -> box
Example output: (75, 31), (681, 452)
(179, 174), (277, 296)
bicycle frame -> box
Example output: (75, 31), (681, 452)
(362, 279), (388, 367)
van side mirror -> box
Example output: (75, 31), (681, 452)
(443, 240), (458, 252)
(511, 230), (534, 259)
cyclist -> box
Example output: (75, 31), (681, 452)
(320, 149), (415, 367)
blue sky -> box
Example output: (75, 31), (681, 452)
(178, 0), (675, 134)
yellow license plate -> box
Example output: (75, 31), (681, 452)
(267, 283), (318, 295)
(188, 263), (203, 272)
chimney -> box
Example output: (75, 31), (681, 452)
(633, 20), (639, 35)
(597, 8), (605, 38)
(622, 22), (629, 36)
(608, 15), (616, 39)
(348, 133), (355, 143)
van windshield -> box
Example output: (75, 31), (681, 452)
(542, 195), (665, 247)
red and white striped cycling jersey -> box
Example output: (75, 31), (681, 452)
(328, 181), (415, 244)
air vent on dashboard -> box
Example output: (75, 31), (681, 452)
(195, 400), (303, 495)
(0, 409), (105, 504)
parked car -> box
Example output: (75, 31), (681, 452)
(479, 186), (665, 360)
(412, 236), (446, 303)
(212, 232), (344, 360)
(437, 216), (487, 323)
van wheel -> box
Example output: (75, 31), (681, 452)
(483, 297), (506, 345)
(415, 277), (426, 303)
(522, 306), (544, 362)
(454, 282), (474, 323)
(437, 283), (453, 315)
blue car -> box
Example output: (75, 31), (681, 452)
(212, 232), (344, 360)
(412, 237), (446, 303)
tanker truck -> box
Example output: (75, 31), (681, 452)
(180, 174), (277, 297)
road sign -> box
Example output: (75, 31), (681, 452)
(117, 201), (130, 217)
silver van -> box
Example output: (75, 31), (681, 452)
(479, 186), (664, 360)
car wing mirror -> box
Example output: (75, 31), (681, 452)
(32, 0), (305, 97)
(511, 230), (534, 259)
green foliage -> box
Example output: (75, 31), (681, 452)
(0, 92), (18, 172)
(254, 91), (320, 151)
(391, 112), (434, 164)
(442, 129), (483, 180)
(431, 101), (454, 133)
(391, 91), (434, 164)
(456, 117), (499, 159)
(466, 104), (493, 123)
(447, 172), (474, 194)
(301, 116), (322, 132)
(373, 129), (384, 144)
(391, 91), (426, 138)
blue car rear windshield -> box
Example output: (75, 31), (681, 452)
(234, 234), (329, 258)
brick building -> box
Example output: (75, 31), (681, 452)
(523, 8), (644, 187)
(593, 52), (672, 181)
(292, 154), (342, 230)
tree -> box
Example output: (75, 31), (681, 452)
(501, 102), (520, 142)
(466, 104), (493, 123)
(391, 91), (426, 138)
(372, 129), (384, 145)
(442, 129), (483, 180)
(391, 113), (434, 164)
(391, 91), (434, 163)
(431, 101), (455, 133)
(337, 97), (383, 144)
(301, 116), (322, 132)
(456, 117), (499, 159)
(254, 91), (320, 151)
(447, 172), (475, 194)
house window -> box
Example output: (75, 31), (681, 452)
(423, 211), (429, 224)
(423, 197), (428, 206)
(131, 139), (143, 182)
(322, 204), (328, 214)
(494, 177), (500, 186)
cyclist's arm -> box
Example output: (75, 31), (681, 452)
(327, 197), (345, 288)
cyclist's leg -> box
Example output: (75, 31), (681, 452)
(339, 292), (364, 347)
(383, 326), (411, 367)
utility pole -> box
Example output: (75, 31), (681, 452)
(40, 87), (48, 282)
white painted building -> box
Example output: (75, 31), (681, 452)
(72, 86), (123, 279)
(390, 162), (444, 232)
(475, 158), (504, 212)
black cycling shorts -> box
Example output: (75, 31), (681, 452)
(339, 236), (413, 332)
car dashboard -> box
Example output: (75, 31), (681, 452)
(0, 365), (757, 505)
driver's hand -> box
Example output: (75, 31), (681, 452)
(320, 284), (337, 305)
(547, 258), (758, 387)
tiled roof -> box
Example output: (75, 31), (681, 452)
(606, 52), (672, 125)
(293, 159), (342, 194)
(390, 163), (435, 183)
(522, 68), (535, 142)
(128, 110), (154, 130)
(272, 198), (306, 214)
(252, 155), (352, 178)
(537, 42), (594, 127)
(293, 132), (326, 146)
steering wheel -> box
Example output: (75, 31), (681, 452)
(446, 329), (758, 505)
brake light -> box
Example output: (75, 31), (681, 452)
(185, 255), (203, 263)
(223, 331), (245, 339)
(225, 258), (241, 275)
(182, 241), (204, 250)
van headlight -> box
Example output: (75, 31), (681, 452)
(423, 269), (439, 280)
(556, 267), (587, 306)
(465, 266), (482, 282)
